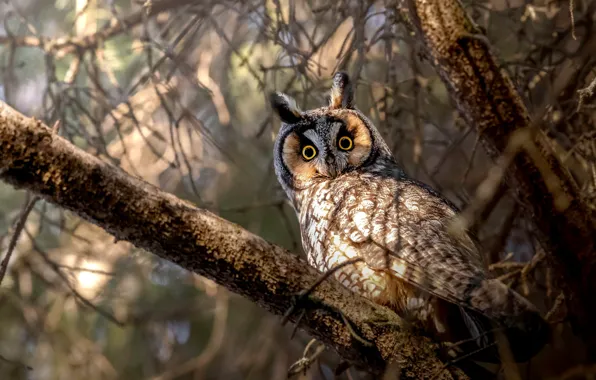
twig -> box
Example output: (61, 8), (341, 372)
(281, 258), (364, 326)
(56, 264), (115, 276)
(577, 76), (596, 111)
(489, 261), (525, 271)
(28, 233), (125, 327)
(0, 195), (39, 286)
(287, 339), (326, 377)
(496, 269), (522, 283)
(570, 0), (577, 40)
(451, 127), (572, 237)
(152, 291), (229, 380)
(0, 0), (199, 58)
(545, 292), (566, 324)
(0, 354), (32, 371)
(521, 249), (546, 296)
(290, 309), (306, 339)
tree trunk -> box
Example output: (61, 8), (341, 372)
(398, 0), (596, 352)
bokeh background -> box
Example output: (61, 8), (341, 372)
(0, 0), (595, 379)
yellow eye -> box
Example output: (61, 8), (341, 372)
(338, 136), (353, 151)
(302, 145), (317, 160)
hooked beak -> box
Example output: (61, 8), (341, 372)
(321, 156), (338, 178)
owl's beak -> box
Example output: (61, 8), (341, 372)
(323, 157), (338, 178)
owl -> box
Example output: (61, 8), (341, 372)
(270, 72), (549, 363)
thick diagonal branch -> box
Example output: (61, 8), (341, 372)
(0, 102), (465, 379)
(398, 0), (596, 349)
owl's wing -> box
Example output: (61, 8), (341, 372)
(342, 187), (488, 313)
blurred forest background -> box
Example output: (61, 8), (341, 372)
(0, 0), (595, 379)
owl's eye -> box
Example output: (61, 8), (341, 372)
(338, 136), (353, 151)
(302, 145), (317, 160)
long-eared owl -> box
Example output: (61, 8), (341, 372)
(270, 72), (549, 363)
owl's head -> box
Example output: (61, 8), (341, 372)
(271, 72), (395, 196)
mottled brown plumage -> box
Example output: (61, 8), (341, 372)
(271, 72), (549, 363)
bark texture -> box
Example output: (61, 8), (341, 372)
(399, 0), (596, 349)
(0, 102), (466, 379)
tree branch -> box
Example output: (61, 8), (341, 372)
(398, 0), (596, 350)
(0, 102), (466, 379)
(0, 0), (198, 58)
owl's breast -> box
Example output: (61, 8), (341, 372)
(297, 179), (394, 300)
(298, 183), (337, 269)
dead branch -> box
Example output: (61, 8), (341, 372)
(398, 0), (596, 351)
(0, 101), (466, 379)
(0, 0), (198, 58)
(577, 76), (596, 111)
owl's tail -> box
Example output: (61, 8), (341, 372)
(462, 279), (551, 363)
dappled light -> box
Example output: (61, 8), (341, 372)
(0, 0), (595, 379)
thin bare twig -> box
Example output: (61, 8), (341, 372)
(281, 258), (364, 326)
(577, 76), (596, 111)
(287, 339), (326, 377)
(0, 195), (39, 286)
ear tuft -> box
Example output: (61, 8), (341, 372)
(329, 71), (354, 109)
(269, 92), (303, 124)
